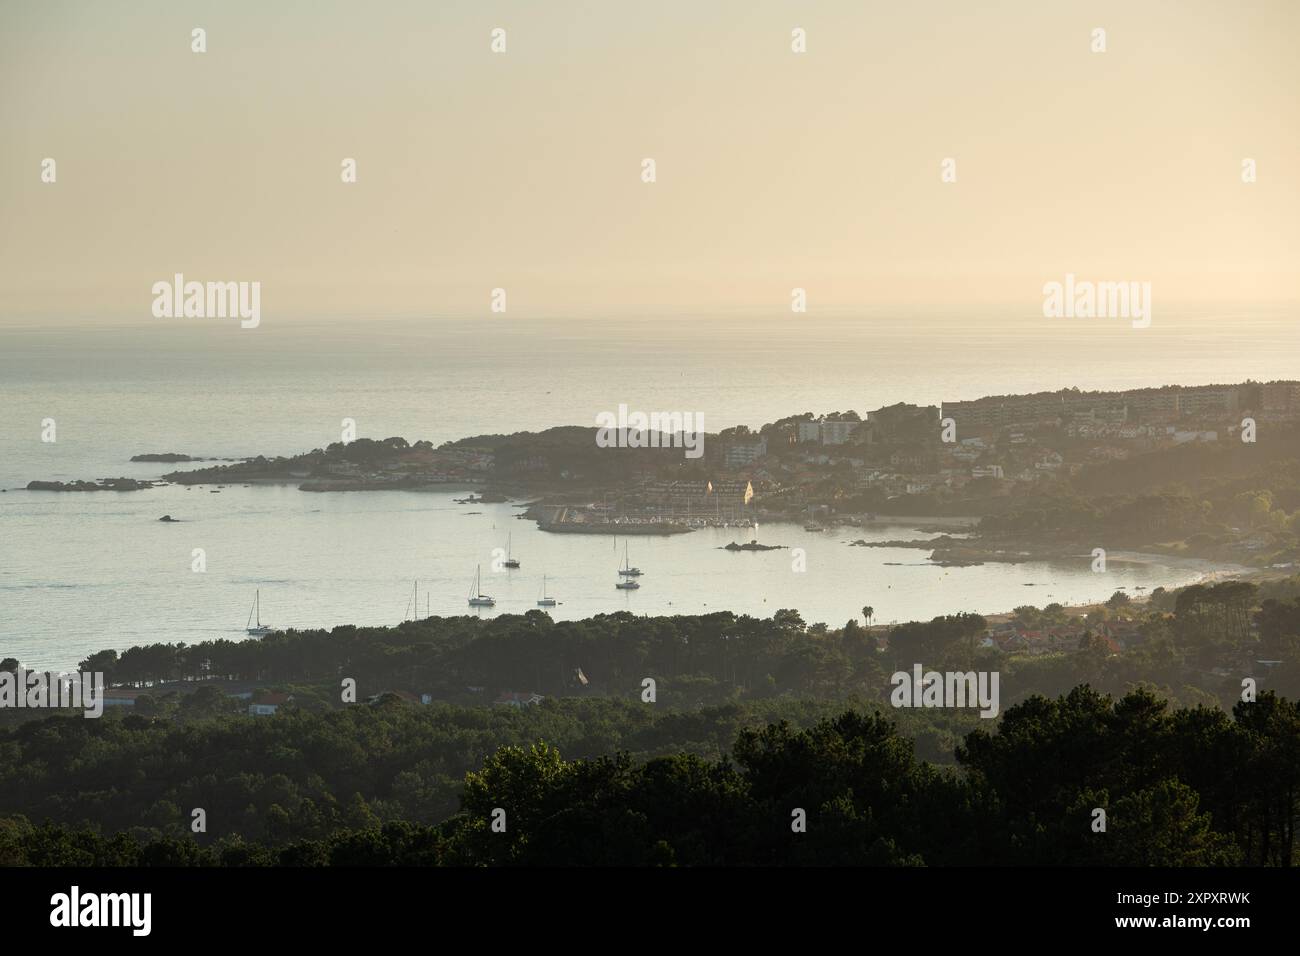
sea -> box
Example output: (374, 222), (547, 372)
(2, 308), (1294, 672)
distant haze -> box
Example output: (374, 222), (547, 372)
(1, 0), (1297, 322)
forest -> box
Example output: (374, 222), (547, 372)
(4, 577), (1299, 866)
(2, 688), (1295, 866)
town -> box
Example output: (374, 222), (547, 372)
(131, 379), (1300, 568)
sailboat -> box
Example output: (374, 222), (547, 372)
(246, 589), (272, 636)
(537, 575), (557, 607)
(803, 506), (824, 532)
(503, 533), (520, 569)
(617, 540), (643, 577)
(468, 565), (495, 607)
(404, 580), (420, 622)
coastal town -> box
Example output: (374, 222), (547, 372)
(22, 379), (1300, 570)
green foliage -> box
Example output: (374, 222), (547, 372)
(3, 688), (1293, 866)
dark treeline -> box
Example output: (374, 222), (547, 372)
(78, 609), (887, 704)
(46, 588), (1300, 715)
(3, 688), (1296, 866)
(0, 696), (916, 843)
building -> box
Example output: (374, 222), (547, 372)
(1177, 385), (1239, 418)
(364, 690), (422, 705)
(889, 447), (929, 469)
(248, 692), (291, 716)
(1169, 428), (1218, 444)
(493, 691), (545, 708)
(797, 420), (822, 443)
(1262, 381), (1300, 419)
(866, 403), (939, 436)
(1125, 389), (1181, 422)
(724, 437), (767, 468)
(942, 385), (1249, 432)
(797, 417), (861, 445)
(102, 688), (142, 708)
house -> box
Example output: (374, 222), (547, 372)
(102, 688), (143, 708)
(1004, 629), (1056, 654)
(1046, 628), (1077, 649)
(1099, 621), (1142, 649)
(248, 692), (291, 716)
(365, 689), (421, 705)
(493, 691), (545, 708)
(997, 633), (1032, 652)
(1097, 634), (1123, 655)
(1169, 428), (1218, 444)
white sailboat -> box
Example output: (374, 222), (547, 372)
(803, 506), (824, 532)
(246, 589), (272, 636)
(504, 533), (520, 569)
(404, 580), (420, 622)
(617, 540), (643, 577)
(537, 575), (557, 607)
(468, 565), (495, 607)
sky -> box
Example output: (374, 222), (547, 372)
(1, 0), (1297, 321)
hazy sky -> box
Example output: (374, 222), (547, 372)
(1, 0), (1297, 321)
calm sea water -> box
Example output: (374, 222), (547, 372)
(2, 311), (1291, 671)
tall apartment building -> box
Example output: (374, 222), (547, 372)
(724, 437), (768, 468)
(945, 384), (1250, 431)
(1262, 382), (1300, 418)
(797, 417), (861, 445)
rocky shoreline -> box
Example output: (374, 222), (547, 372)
(25, 478), (159, 492)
